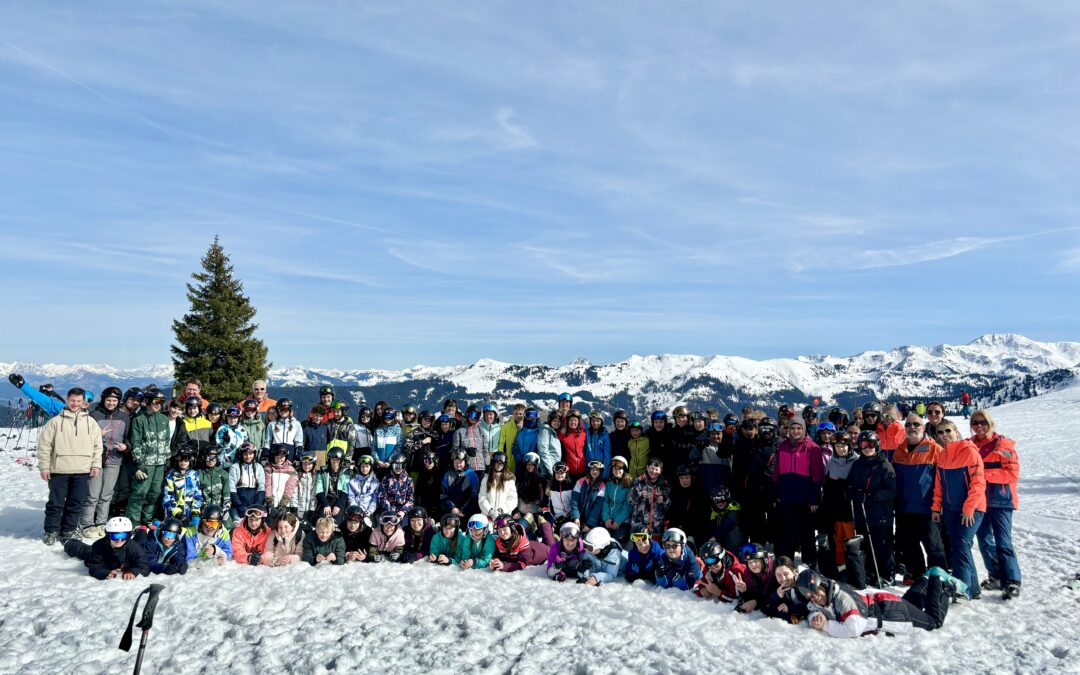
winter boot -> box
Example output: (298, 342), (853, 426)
(981, 577), (1001, 591)
(926, 566), (969, 598)
(1003, 583), (1021, 600)
(844, 536), (868, 589)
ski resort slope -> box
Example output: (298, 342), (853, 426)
(0, 388), (1078, 674)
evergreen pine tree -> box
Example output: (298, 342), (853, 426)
(171, 236), (270, 403)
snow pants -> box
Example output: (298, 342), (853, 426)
(775, 504), (817, 567)
(895, 511), (946, 579)
(45, 473), (89, 535)
(976, 507), (1022, 585)
(82, 464), (122, 528)
(941, 510), (983, 599)
(125, 464), (166, 526)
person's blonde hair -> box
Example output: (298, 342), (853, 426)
(936, 420), (959, 436)
(883, 404), (900, 419)
(970, 409), (996, 433)
(512, 403), (526, 413)
(315, 517), (336, 532)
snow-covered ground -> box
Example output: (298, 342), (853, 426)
(0, 389), (1078, 674)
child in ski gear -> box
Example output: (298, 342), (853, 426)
(536, 412), (563, 478)
(414, 450), (444, 519)
(822, 433), (857, 572)
(368, 513), (406, 562)
(264, 444), (299, 511)
(570, 460), (607, 531)
(585, 412), (611, 478)
(64, 516), (149, 580)
(214, 406), (249, 468)
(602, 456), (633, 543)
(458, 514), (496, 569)
(478, 452), (518, 519)
(374, 409), (403, 472)
(37, 387), (103, 544)
(630, 459), (670, 537)
(229, 442), (266, 522)
(162, 448), (203, 525)
(402, 506), (435, 562)
(294, 452), (319, 525)
(490, 516), (555, 572)
(580, 527), (622, 585)
(515, 452), (548, 516)
(846, 430), (897, 587)
(318, 447), (353, 525)
(548, 462), (575, 522)
(304, 517), (346, 565)
(510, 408), (540, 471)
(735, 545), (776, 613)
(263, 399), (303, 460)
(237, 401), (264, 455)
(429, 513), (467, 565)
(197, 445), (232, 528)
(707, 486), (745, 553)
(764, 557), (808, 624)
(558, 410), (587, 479)
(547, 521), (588, 582)
(133, 517), (188, 575)
(655, 528), (703, 591)
(627, 421), (650, 479)
(231, 506), (272, 565)
(441, 450), (480, 518)
(666, 465), (711, 545)
(264, 512), (305, 566)
(341, 507), (372, 562)
(695, 540), (746, 602)
(969, 410), (1022, 599)
(771, 417), (825, 568)
(346, 454), (380, 519)
(378, 454), (415, 517)
(624, 530), (663, 584)
(184, 504), (231, 565)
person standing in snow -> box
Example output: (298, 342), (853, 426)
(37, 387), (103, 545)
(969, 410), (1022, 599)
(81, 386), (130, 539)
(931, 420), (985, 600)
(771, 417), (824, 569)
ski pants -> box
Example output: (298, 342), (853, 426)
(941, 510), (983, 599)
(899, 576), (949, 630)
(82, 464), (122, 528)
(775, 504), (817, 567)
(895, 511), (946, 579)
(976, 506), (1022, 585)
(125, 464), (166, 526)
(44, 473), (89, 535)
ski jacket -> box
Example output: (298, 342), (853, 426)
(231, 523), (272, 564)
(511, 425), (539, 467)
(585, 429), (611, 477)
(602, 480), (632, 527)
(302, 421), (328, 455)
(570, 477), (606, 527)
(479, 420), (502, 459)
(822, 453), (857, 522)
(892, 436), (942, 515)
(627, 437), (650, 479)
(974, 433), (1020, 510)
(346, 472), (381, 514)
(459, 533), (496, 568)
(178, 416), (214, 453)
(134, 531), (188, 575)
(293, 472), (318, 517)
(453, 424), (491, 473)
(229, 461), (266, 500)
(303, 533), (346, 565)
(771, 436), (825, 506)
(184, 526), (232, 562)
(932, 440), (986, 516)
(812, 581), (919, 638)
(197, 467), (231, 515)
(264, 528), (305, 566)
(315, 468), (352, 512)
(402, 525), (434, 561)
(214, 424), (249, 467)
(690, 444), (732, 496)
(378, 473), (416, 515)
(499, 420), (522, 463)
(492, 524), (547, 571)
(738, 556), (776, 607)
(36, 408), (103, 474)
(548, 478), (575, 519)
(430, 530), (468, 563)
(609, 428), (631, 462)
(708, 503), (744, 553)
(581, 542), (623, 584)
(238, 418), (264, 454)
(478, 474), (518, 519)
(163, 468), (203, 521)
(645, 426), (673, 475)
(265, 460), (298, 508)
(130, 409), (171, 468)
(547, 538), (587, 579)
(368, 528), (406, 561)
(17, 382), (66, 418)
(666, 484), (712, 545)
(85, 538), (149, 580)
(625, 540), (663, 583)
(845, 453), (896, 528)
(630, 475), (671, 536)
(375, 424), (403, 462)
(558, 429), (587, 476)
(535, 425), (562, 477)
(91, 406), (130, 466)
(696, 552), (746, 602)
(655, 545), (703, 591)
(877, 421), (905, 462)
(440, 469), (480, 515)
(263, 418), (303, 451)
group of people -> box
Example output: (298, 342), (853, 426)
(16, 372), (1021, 638)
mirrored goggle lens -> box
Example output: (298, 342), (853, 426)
(109, 532), (129, 541)
(630, 532), (650, 543)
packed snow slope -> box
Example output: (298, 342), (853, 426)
(0, 388), (1078, 674)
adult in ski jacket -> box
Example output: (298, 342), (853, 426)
(770, 419), (825, 567)
(893, 416), (946, 578)
(931, 421), (986, 599)
(37, 396), (103, 541)
(970, 411), (1022, 593)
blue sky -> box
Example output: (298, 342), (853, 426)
(2, 2), (1079, 370)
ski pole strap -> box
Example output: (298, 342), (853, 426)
(119, 584), (166, 651)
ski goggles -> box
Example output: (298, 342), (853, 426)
(493, 516), (512, 529)
(346, 512), (366, 522)
(630, 532), (651, 544)
(109, 532), (129, 542)
(467, 518), (487, 531)
(587, 461), (604, 471)
(202, 519), (221, 529)
(703, 555), (722, 566)
(245, 507), (266, 518)
(379, 514), (400, 526)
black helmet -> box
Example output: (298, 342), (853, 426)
(796, 568), (827, 601)
(345, 504), (365, 520)
(390, 454), (406, 471)
(777, 404), (794, 419)
(201, 504), (224, 523)
(276, 398), (293, 411)
(856, 430), (881, 450)
(711, 485), (733, 505)
(406, 506), (428, 522)
(450, 449), (468, 462)
(743, 543), (769, 563)
(199, 445), (222, 468)
(184, 396), (202, 411)
(419, 410), (434, 422)
(326, 447), (345, 461)
(828, 407), (849, 427)
(862, 402), (882, 416)
(269, 443), (289, 459)
(319, 385), (335, 396)
(159, 517), (184, 537)
(123, 387), (143, 402)
(675, 464), (693, 477)
(101, 386), (123, 401)
(802, 405), (816, 418)
(172, 448), (196, 468)
(440, 513), (460, 529)
(699, 539), (724, 563)
(206, 402), (224, 416)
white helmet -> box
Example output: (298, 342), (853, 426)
(610, 455), (629, 469)
(105, 516), (133, 534)
(559, 521), (581, 539)
(583, 527), (612, 551)
(466, 514), (489, 532)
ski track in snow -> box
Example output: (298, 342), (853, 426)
(0, 390), (1079, 674)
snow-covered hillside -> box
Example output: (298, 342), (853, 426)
(3, 334), (1079, 414)
(0, 386), (1077, 673)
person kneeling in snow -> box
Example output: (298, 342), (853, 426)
(303, 516), (345, 565)
(132, 517), (188, 575)
(64, 516), (149, 580)
(185, 504), (231, 565)
(796, 569), (950, 638)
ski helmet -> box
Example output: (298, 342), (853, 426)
(418, 410), (434, 422)
(557, 393), (573, 402)
(206, 402), (224, 416)
(379, 513), (400, 527)
(802, 405), (816, 419)
(319, 385), (335, 397)
(583, 527), (612, 551)
(699, 540), (724, 565)
(201, 505), (224, 524)
(269, 444), (289, 461)
(345, 505), (366, 522)
(672, 405), (689, 418)
(524, 408), (539, 422)
(450, 449), (468, 462)
(675, 464), (692, 477)
(711, 485), (732, 505)
(437, 413), (452, 425)
(359, 406), (373, 419)
(199, 445), (222, 468)
(651, 410), (667, 422)
(276, 398), (293, 412)
(356, 454), (374, 468)
(662, 528), (687, 545)
(523, 452), (540, 465)
(383, 408), (397, 422)
(326, 447), (346, 461)
(105, 516), (133, 534)
(465, 405), (481, 422)
(225, 405), (242, 418)
(482, 403), (498, 414)
(796, 569), (827, 601)
(777, 404), (794, 419)
(242, 399), (259, 412)
(184, 396), (202, 411)
(390, 454), (406, 472)
(743, 543), (769, 564)
(629, 420), (643, 430)
(588, 460), (605, 473)
(707, 422), (724, 433)
(553, 461), (568, 473)
(491, 452), (507, 466)
(172, 448), (196, 468)
(406, 506), (428, 522)
(613, 410), (628, 421)
(559, 521), (581, 539)
(159, 517), (184, 539)
(440, 513), (460, 529)
(402, 404), (417, 416)
(123, 387), (143, 402)
(610, 455), (628, 470)
(862, 402), (882, 416)
(84, 391), (95, 405)
(467, 514), (489, 532)
(817, 421), (836, 433)
(856, 430), (881, 451)
(723, 413), (739, 426)
(101, 386), (122, 401)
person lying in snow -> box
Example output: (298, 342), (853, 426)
(63, 516), (149, 580)
(132, 517), (188, 575)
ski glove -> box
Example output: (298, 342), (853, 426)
(8, 373), (24, 388)
(466, 447), (477, 458)
(221, 430), (231, 445)
(248, 552), (262, 566)
(554, 571), (567, 582)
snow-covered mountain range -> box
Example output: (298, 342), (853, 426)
(3, 333), (1078, 415)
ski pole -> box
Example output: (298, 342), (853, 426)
(119, 584), (166, 675)
(858, 501), (882, 586)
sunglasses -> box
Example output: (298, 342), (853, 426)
(663, 542), (682, 550)
(970, 420), (989, 426)
(904, 422), (923, 428)
(630, 532), (650, 543)
(253, 387), (266, 391)
(927, 409), (944, 415)
(109, 532), (129, 541)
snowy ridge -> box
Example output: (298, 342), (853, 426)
(4, 334), (1078, 408)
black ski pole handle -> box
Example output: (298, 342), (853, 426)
(119, 584), (165, 652)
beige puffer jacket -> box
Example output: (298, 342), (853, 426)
(37, 408), (103, 474)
